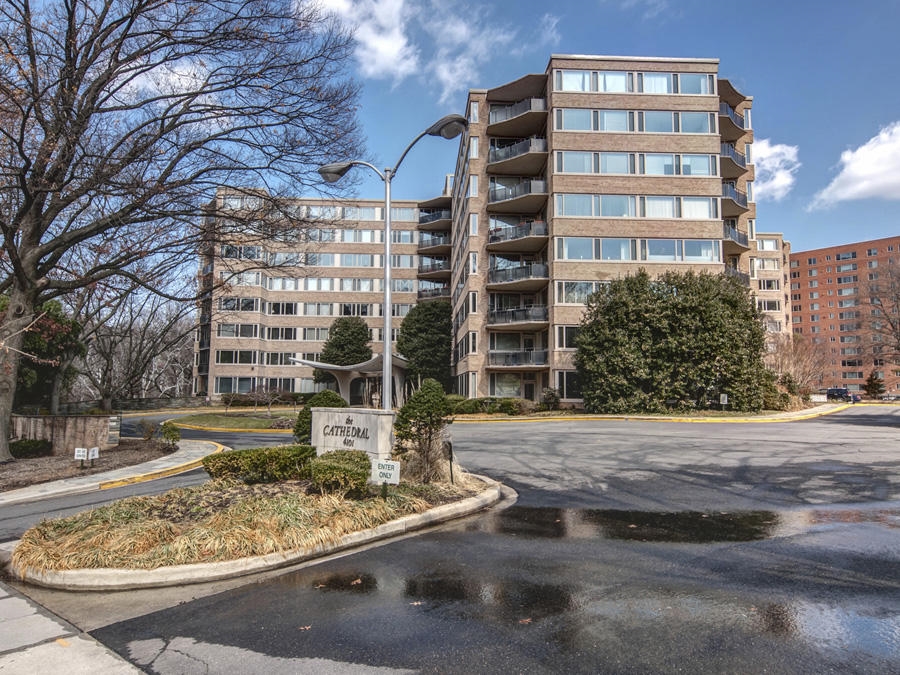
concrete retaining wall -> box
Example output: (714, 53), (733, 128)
(11, 415), (120, 456)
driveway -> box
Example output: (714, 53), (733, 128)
(14, 405), (899, 674)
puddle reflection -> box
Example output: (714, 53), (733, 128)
(473, 505), (900, 543)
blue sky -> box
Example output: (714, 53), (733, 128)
(320, 0), (900, 252)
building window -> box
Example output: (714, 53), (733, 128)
(469, 137), (478, 159)
(557, 325), (579, 349)
(469, 175), (478, 197)
(469, 213), (478, 235)
(217, 323), (258, 338)
(557, 371), (582, 399)
(758, 238), (778, 251)
(836, 251), (857, 261)
(468, 101), (478, 123)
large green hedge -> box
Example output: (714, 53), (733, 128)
(202, 445), (316, 483)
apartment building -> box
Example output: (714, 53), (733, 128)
(445, 54), (764, 402)
(194, 192), (422, 404)
(197, 54), (789, 406)
(790, 236), (900, 395)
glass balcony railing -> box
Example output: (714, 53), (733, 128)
(488, 138), (548, 164)
(724, 266), (750, 286)
(418, 209), (451, 225)
(488, 220), (548, 244)
(488, 262), (549, 284)
(489, 98), (546, 125)
(720, 143), (746, 168)
(488, 179), (547, 204)
(719, 102), (745, 130)
(722, 183), (748, 208)
(487, 305), (549, 324)
(419, 233), (450, 248)
(418, 259), (450, 274)
(417, 286), (450, 300)
(722, 223), (749, 247)
(488, 349), (549, 366)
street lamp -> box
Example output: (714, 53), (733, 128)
(318, 114), (468, 411)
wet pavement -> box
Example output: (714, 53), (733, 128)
(10, 406), (900, 672)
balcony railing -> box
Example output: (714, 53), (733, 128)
(417, 286), (451, 300)
(488, 349), (549, 366)
(418, 209), (451, 225)
(488, 220), (548, 244)
(489, 98), (546, 125)
(722, 223), (749, 247)
(488, 137), (548, 164)
(488, 262), (549, 285)
(724, 266), (750, 286)
(722, 183), (748, 208)
(719, 102), (745, 130)
(489, 179), (547, 204)
(487, 305), (549, 324)
(720, 143), (746, 168)
(419, 233), (450, 248)
(418, 259), (450, 274)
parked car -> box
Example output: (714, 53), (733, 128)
(826, 388), (852, 402)
(852, 394), (862, 403)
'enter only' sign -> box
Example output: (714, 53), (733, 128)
(370, 459), (400, 485)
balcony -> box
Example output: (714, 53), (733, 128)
(418, 209), (451, 231)
(417, 286), (451, 301)
(720, 143), (748, 179)
(487, 98), (547, 137)
(487, 349), (549, 367)
(722, 222), (749, 249)
(417, 232), (451, 255)
(487, 305), (549, 330)
(487, 179), (548, 213)
(417, 259), (451, 280)
(722, 183), (749, 217)
(724, 265), (750, 286)
(487, 138), (548, 175)
(719, 102), (746, 141)
(487, 262), (549, 291)
(487, 220), (548, 254)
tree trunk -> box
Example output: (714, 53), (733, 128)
(0, 287), (36, 462)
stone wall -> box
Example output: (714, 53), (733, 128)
(11, 414), (121, 456)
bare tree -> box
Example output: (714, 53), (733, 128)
(0, 0), (363, 459)
(865, 263), (900, 363)
(765, 333), (830, 394)
(75, 290), (196, 410)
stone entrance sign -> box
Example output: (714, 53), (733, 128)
(310, 407), (395, 460)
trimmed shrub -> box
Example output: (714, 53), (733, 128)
(540, 387), (561, 411)
(394, 379), (453, 484)
(452, 397), (483, 414)
(160, 421), (180, 450)
(10, 439), (53, 459)
(202, 445), (317, 483)
(137, 420), (157, 441)
(309, 449), (371, 498)
(293, 390), (348, 444)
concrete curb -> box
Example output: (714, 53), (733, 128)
(173, 422), (293, 433)
(452, 403), (854, 424)
(97, 442), (228, 490)
(7, 476), (504, 591)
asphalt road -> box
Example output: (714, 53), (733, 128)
(13, 406), (900, 673)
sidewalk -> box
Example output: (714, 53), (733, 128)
(0, 440), (224, 508)
(0, 581), (140, 673)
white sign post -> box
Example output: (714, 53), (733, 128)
(89, 446), (99, 466)
(74, 447), (87, 468)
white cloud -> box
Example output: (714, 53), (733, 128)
(320, 0), (420, 82)
(616, 0), (670, 20)
(752, 138), (801, 202)
(322, 1), (561, 104)
(809, 121), (900, 210)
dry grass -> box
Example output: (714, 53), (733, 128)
(12, 476), (487, 574)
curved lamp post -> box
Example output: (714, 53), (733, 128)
(318, 114), (468, 411)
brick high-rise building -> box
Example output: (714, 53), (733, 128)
(790, 235), (900, 396)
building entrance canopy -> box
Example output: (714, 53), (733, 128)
(289, 354), (408, 408)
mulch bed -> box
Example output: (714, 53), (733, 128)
(0, 438), (174, 492)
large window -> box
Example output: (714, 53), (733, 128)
(557, 237), (596, 260)
(557, 371), (582, 399)
(555, 193), (715, 219)
(556, 281), (603, 304)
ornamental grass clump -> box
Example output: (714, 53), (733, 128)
(12, 479), (434, 573)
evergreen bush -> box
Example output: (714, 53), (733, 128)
(309, 449), (371, 497)
(9, 438), (53, 459)
(293, 390), (348, 444)
(202, 445), (317, 483)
